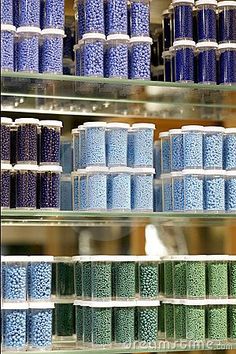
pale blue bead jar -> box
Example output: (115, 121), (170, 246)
(204, 170), (225, 212)
(107, 167), (131, 211)
(106, 122), (129, 167)
(170, 129), (184, 172)
(172, 171), (184, 212)
(127, 129), (135, 167)
(28, 256), (53, 301)
(182, 125), (204, 169)
(131, 168), (154, 211)
(72, 128), (80, 171)
(183, 169), (204, 212)
(132, 123), (155, 168)
(203, 126), (224, 170)
(84, 122), (106, 166)
(160, 131), (171, 174)
(224, 128), (236, 170)
(226, 171), (236, 212)
(86, 167), (108, 211)
(161, 173), (173, 211)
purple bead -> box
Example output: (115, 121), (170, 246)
(40, 124), (61, 164)
(42, 32), (63, 74)
(197, 6), (216, 42)
(107, 39), (128, 79)
(40, 170), (61, 209)
(219, 47), (236, 85)
(1, 0), (13, 24)
(16, 168), (37, 208)
(1, 29), (15, 72)
(1, 168), (11, 208)
(130, 0), (150, 37)
(1, 121), (11, 163)
(84, 0), (104, 33)
(219, 6), (236, 43)
(19, 0), (40, 26)
(16, 120), (38, 163)
(130, 40), (151, 80)
(45, 0), (64, 29)
(174, 4), (193, 40)
(107, 0), (127, 35)
(174, 43), (195, 82)
(197, 47), (217, 84)
(17, 32), (39, 73)
(82, 37), (104, 77)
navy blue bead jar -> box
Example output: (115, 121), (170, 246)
(218, 1), (236, 43)
(130, 36), (152, 80)
(1, 25), (15, 72)
(196, 0), (217, 42)
(162, 50), (172, 82)
(219, 43), (236, 85)
(173, 0), (194, 41)
(162, 10), (172, 50)
(40, 165), (62, 209)
(130, 0), (150, 37)
(106, 34), (129, 79)
(40, 120), (62, 165)
(19, 0), (40, 27)
(1, 0), (13, 24)
(17, 27), (41, 73)
(81, 33), (105, 77)
(41, 29), (64, 74)
(15, 118), (39, 164)
(15, 164), (38, 209)
(84, 0), (104, 33)
(45, 0), (64, 29)
(196, 42), (217, 84)
(173, 40), (195, 82)
(107, 0), (128, 35)
(1, 117), (12, 164)
(1, 164), (12, 209)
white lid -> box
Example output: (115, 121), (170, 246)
(169, 129), (182, 135)
(159, 131), (169, 138)
(39, 120), (63, 128)
(84, 122), (107, 128)
(182, 169), (205, 175)
(182, 299), (209, 306)
(72, 255), (91, 262)
(40, 165), (62, 173)
(29, 255), (54, 262)
(29, 302), (55, 309)
(3, 255), (29, 262)
(111, 256), (137, 262)
(218, 1), (236, 8)
(207, 299), (236, 305)
(107, 34), (130, 41)
(2, 302), (28, 310)
(173, 40), (196, 48)
(204, 126), (225, 132)
(132, 123), (155, 130)
(1, 24), (16, 32)
(204, 255), (230, 261)
(1, 163), (12, 170)
(219, 43), (236, 50)
(226, 171), (236, 177)
(14, 164), (38, 172)
(73, 40), (83, 50)
(136, 300), (160, 307)
(171, 171), (183, 177)
(74, 300), (84, 306)
(107, 122), (130, 129)
(41, 28), (65, 36)
(113, 301), (136, 307)
(1, 117), (12, 124)
(86, 166), (109, 173)
(76, 169), (87, 175)
(161, 173), (171, 179)
(137, 256), (161, 261)
(184, 255), (213, 261)
(162, 9), (170, 15)
(82, 33), (106, 40)
(109, 167), (132, 174)
(78, 301), (114, 308)
(78, 125), (85, 130)
(196, 0), (217, 6)
(173, 0), (194, 4)
(72, 128), (80, 134)
(130, 36), (153, 44)
(204, 169), (225, 176)
(133, 168), (155, 175)
(154, 140), (161, 146)
(182, 125), (204, 131)
(196, 42), (218, 49)
(228, 255), (236, 261)
(15, 118), (39, 125)
(54, 256), (73, 262)
(162, 50), (172, 58)
(17, 26), (41, 34)
(90, 255), (115, 262)
(169, 255), (187, 261)
(225, 128), (236, 133)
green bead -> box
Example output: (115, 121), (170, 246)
(164, 261), (173, 297)
(92, 262), (111, 299)
(207, 261), (228, 298)
(229, 262), (236, 298)
(187, 261), (206, 298)
(55, 303), (74, 337)
(186, 306), (205, 341)
(114, 307), (135, 344)
(139, 262), (159, 299)
(174, 304), (186, 340)
(75, 305), (83, 342)
(207, 306), (227, 340)
(138, 307), (158, 343)
(228, 305), (236, 339)
(83, 306), (92, 343)
(82, 262), (92, 298)
(115, 262), (136, 299)
(174, 261), (186, 297)
(56, 262), (74, 297)
(75, 262), (82, 297)
(165, 304), (174, 339)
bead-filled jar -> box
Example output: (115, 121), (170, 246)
(196, 42), (218, 84)
(131, 168), (154, 211)
(226, 171), (236, 212)
(182, 125), (204, 169)
(218, 1), (236, 43)
(162, 173), (173, 212)
(203, 170), (225, 212)
(160, 131), (171, 174)
(107, 167), (131, 211)
(170, 129), (183, 171)
(81, 33), (105, 77)
(132, 123), (155, 168)
(106, 123), (129, 166)
(84, 0), (104, 34)
(130, 0), (150, 37)
(219, 43), (236, 85)
(40, 120), (63, 165)
(183, 169), (204, 212)
(196, 0), (217, 42)
(17, 27), (40, 73)
(39, 165), (62, 209)
(41, 29), (64, 74)
(107, 0), (128, 35)
(173, 0), (194, 40)
(15, 164), (38, 209)
(173, 40), (195, 83)
(172, 171), (184, 212)
(1, 164), (12, 209)
(203, 126), (224, 169)
(28, 255), (53, 301)
(129, 36), (152, 80)
(1, 117), (12, 163)
(106, 34), (129, 79)
(84, 122), (106, 166)
(224, 128), (236, 170)
(86, 167), (108, 211)
(1, 24), (16, 72)
(15, 118), (39, 164)
(1, 0), (13, 24)
(45, 0), (64, 29)
(19, 0), (40, 27)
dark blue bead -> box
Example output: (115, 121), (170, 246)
(219, 48), (236, 84)
(197, 7), (216, 42)
(130, 41), (151, 80)
(174, 4), (193, 40)
(1, 0), (13, 24)
(131, 0), (150, 37)
(1, 169), (11, 208)
(84, 0), (104, 33)
(16, 169), (37, 208)
(175, 45), (195, 82)
(1, 29), (15, 72)
(17, 32), (39, 73)
(198, 47), (217, 84)
(40, 170), (61, 209)
(219, 7), (236, 43)
(16, 123), (38, 163)
(40, 125), (61, 164)
(106, 42), (128, 79)
(82, 39), (104, 77)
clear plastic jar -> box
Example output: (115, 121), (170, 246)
(54, 301), (75, 341)
(74, 300), (83, 344)
(160, 131), (171, 174)
(161, 173), (173, 211)
(15, 118), (39, 164)
(84, 122), (106, 166)
(113, 256), (137, 300)
(163, 300), (174, 339)
(86, 167), (108, 211)
(16, 26), (40, 72)
(72, 171), (79, 211)
(60, 137), (73, 174)
(172, 171), (184, 212)
(131, 168), (154, 211)
(55, 257), (74, 298)
(196, 0), (217, 42)
(129, 36), (152, 80)
(137, 256), (160, 299)
(107, 0), (128, 35)
(91, 256), (113, 300)
(106, 34), (129, 79)
(226, 171), (236, 212)
(81, 33), (105, 77)
(185, 255), (207, 299)
(170, 129), (183, 171)
(204, 170), (225, 212)
(45, 0), (64, 29)
(80, 169), (87, 210)
(39, 165), (62, 209)
(127, 128), (135, 167)
(19, 0), (40, 27)
(173, 40), (195, 82)
(154, 141), (161, 179)
(15, 164), (38, 209)
(1, 0), (13, 24)
(172, 255), (187, 298)
(206, 255), (228, 298)
(130, 0), (150, 37)
(163, 256), (174, 297)
(107, 167), (131, 211)
(1, 117), (12, 163)
(41, 28), (64, 74)
(137, 301), (159, 344)
(224, 128), (236, 170)
(106, 123), (129, 166)
(74, 0), (85, 40)
(203, 126), (224, 169)
(73, 256), (82, 298)
(228, 303), (236, 340)
(153, 179), (162, 212)
(173, 0), (194, 41)
(218, 1), (236, 43)
(219, 43), (236, 85)
(185, 300), (206, 341)
(1, 163), (12, 209)
(162, 50), (172, 82)
(132, 123), (155, 168)
(228, 256), (236, 298)
(1, 25), (16, 72)
(207, 302), (228, 340)
(60, 175), (72, 211)
(72, 128), (80, 171)
(182, 125), (204, 169)
(196, 42), (218, 84)
(40, 120), (63, 165)
(162, 9), (172, 51)
(113, 301), (136, 346)
(183, 169), (204, 212)
(84, 0), (104, 33)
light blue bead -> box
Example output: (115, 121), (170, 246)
(3, 309), (27, 349)
(131, 172), (153, 211)
(224, 132), (236, 171)
(130, 41), (151, 80)
(28, 261), (52, 300)
(153, 142), (161, 178)
(87, 172), (107, 210)
(127, 130), (134, 167)
(45, 0), (64, 29)
(3, 262), (27, 301)
(85, 125), (106, 166)
(183, 129), (203, 169)
(107, 171), (131, 210)
(84, 0), (104, 33)
(133, 126), (154, 167)
(106, 42), (129, 78)
(226, 175), (236, 212)
(42, 34), (63, 74)
(19, 0), (40, 26)
(60, 139), (72, 174)
(130, 1), (150, 37)
(203, 131), (223, 169)
(107, 0), (127, 34)
(153, 182), (162, 212)
(106, 126), (128, 166)
(80, 175), (87, 210)
(184, 173), (203, 211)
(170, 132), (183, 171)
(172, 175), (184, 211)
(28, 308), (53, 349)
(17, 33), (39, 73)
(79, 129), (86, 168)
(162, 176), (172, 211)
(161, 135), (171, 173)
(1, 30), (14, 72)
(60, 177), (72, 210)
(204, 174), (225, 211)
(72, 174), (79, 210)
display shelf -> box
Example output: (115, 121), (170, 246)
(1, 210), (236, 227)
(1, 72), (236, 120)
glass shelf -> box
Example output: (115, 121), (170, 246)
(1, 72), (236, 120)
(1, 210), (236, 227)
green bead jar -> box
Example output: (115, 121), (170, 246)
(186, 256), (206, 299)
(91, 303), (112, 348)
(82, 257), (92, 299)
(207, 303), (227, 340)
(229, 257), (236, 298)
(172, 256), (187, 298)
(163, 256), (173, 297)
(185, 300), (206, 341)
(91, 256), (112, 300)
(114, 256), (137, 300)
(137, 301), (159, 345)
(113, 301), (135, 346)
(73, 256), (82, 298)
(228, 304), (236, 340)
(55, 257), (74, 298)
(207, 256), (228, 298)
(54, 301), (75, 340)
(174, 302), (186, 340)
(137, 256), (160, 299)
(163, 301), (174, 340)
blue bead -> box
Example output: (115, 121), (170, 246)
(28, 308), (53, 349)
(87, 171), (107, 210)
(82, 39), (104, 77)
(203, 130), (223, 169)
(153, 181), (162, 212)
(107, 0), (127, 35)
(85, 124), (106, 166)
(40, 125), (61, 164)
(60, 177), (72, 210)
(130, 0), (150, 37)
(19, 0), (40, 26)
(172, 174), (184, 211)
(175, 45), (194, 82)
(219, 48), (236, 85)
(16, 169), (37, 209)
(183, 128), (203, 169)
(45, 0), (64, 29)
(163, 12), (171, 50)
(106, 41), (128, 79)
(226, 174), (236, 212)
(162, 176), (172, 211)
(84, 0), (104, 33)
(106, 125), (128, 166)
(16, 121), (38, 163)
(42, 33), (63, 74)
(1, 122), (11, 163)
(3, 309), (27, 350)
(163, 53), (172, 82)
(40, 0), (45, 29)
(153, 142), (161, 179)
(133, 125), (154, 167)
(1, 29), (14, 72)
(160, 134), (171, 173)
(3, 261), (27, 301)
(80, 175), (87, 210)
(184, 172), (203, 211)
(75, 46), (81, 76)
(131, 172), (153, 211)
(197, 47), (217, 84)
(130, 41), (151, 80)
(75, 0), (85, 39)
(174, 4), (193, 40)
(1, 0), (13, 24)
(28, 261), (52, 300)
(197, 6), (216, 42)
(17, 32), (39, 73)
(204, 174), (225, 211)
(40, 170), (61, 209)
(170, 131), (183, 172)
(224, 131), (236, 170)
(127, 130), (134, 167)
(107, 171), (131, 210)
(219, 6), (236, 43)
(1, 169), (11, 208)
(72, 174), (79, 210)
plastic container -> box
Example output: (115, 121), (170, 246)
(16, 27), (40, 73)
(229, 256), (236, 298)
(86, 167), (108, 211)
(203, 126), (224, 169)
(74, 300), (83, 345)
(72, 127), (83, 171)
(183, 169), (204, 212)
(28, 302), (54, 350)
(60, 175), (72, 211)
(106, 123), (129, 166)
(19, 0), (40, 27)
(173, 0), (194, 41)
(1, 0), (13, 24)
(182, 125), (204, 169)
(219, 43), (236, 85)
(54, 301), (75, 341)
(204, 170), (225, 212)
(170, 46), (175, 81)
(41, 29), (64, 74)
(15, 118), (39, 164)
(1, 164), (12, 209)
(163, 300), (174, 339)
(229, 303), (236, 340)
(196, 0), (217, 42)
(171, 256), (187, 298)
(45, 0), (64, 29)
(107, 167), (131, 211)
(1, 25), (16, 72)
(39, 165), (62, 209)
(172, 171), (184, 212)
(2, 302), (28, 351)
(206, 256), (228, 298)
(226, 171), (236, 212)
(55, 257), (74, 298)
(137, 301), (160, 344)
(10, 123), (17, 165)
(113, 301), (136, 346)
(107, 0), (127, 35)
(84, 0), (104, 33)
(160, 132), (171, 174)
(72, 170), (87, 211)
(127, 129), (135, 167)
(74, 0), (85, 40)
(196, 42), (218, 84)
(131, 168), (154, 211)
(106, 35), (129, 79)
(129, 36), (152, 80)
(207, 301), (228, 340)
(185, 256), (207, 299)
(84, 122), (106, 166)
(130, 0), (150, 37)
(161, 173), (173, 212)
(2, 256), (28, 302)
(28, 255), (53, 301)
(1, 117), (12, 163)
(113, 256), (137, 300)
(162, 50), (172, 82)
(73, 256), (82, 299)
(224, 128), (236, 170)
(81, 33), (105, 77)
(40, 120), (63, 165)
(218, 1), (236, 43)
(162, 10), (172, 51)
(173, 40), (195, 82)
(60, 138), (73, 174)
(91, 256), (113, 300)
(137, 256), (160, 299)
(15, 164), (38, 209)
(153, 179), (162, 212)
(170, 129), (183, 172)
(185, 300), (206, 341)
(163, 256), (173, 297)
(154, 141), (161, 179)
(72, 171), (79, 210)
(132, 123), (155, 168)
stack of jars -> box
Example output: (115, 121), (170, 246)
(1, 0), (16, 72)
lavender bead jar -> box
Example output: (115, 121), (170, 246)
(106, 34), (129, 79)
(1, 164), (12, 209)
(81, 33), (105, 77)
(226, 171), (236, 212)
(45, 0), (64, 29)
(84, 0), (104, 33)
(40, 165), (62, 209)
(196, 0), (217, 42)
(19, 0), (40, 27)
(218, 1), (236, 43)
(173, 0), (194, 41)
(107, 0), (127, 35)
(1, 117), (12, 163)
(1, 25), (16, 72)
(162, 10), (172, 51)
(197, 42), (217, 84)
(173, 40), (195, 82)
(15, 118), (39, 164)
(162, 50), (172, 82)
(41, 29), (64, 74)
(131, 168), (154, 211)
(219, 43), (236, 85)
(86, 166), (108, 211)
(107, 167), (131, 211)
(84, 122), (106, 166)
(130, 0), (150, 37)
(1, 0), (13, 24)
(15, 164), (38, 209)
(130, 36), (152, 80)
(17, 27), (40, 73)
(106, 122), (129, 167)
(224, 128), (236, 171)
(40, 120), (63, 165)
(132, 123), (155, 168)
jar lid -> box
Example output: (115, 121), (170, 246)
(137, 255), (161, 261)
(162, 50), (172, 58)
(184, 255), (212, 261)
(154, 179), (162, 185)
(206, 299), (236, 305)
(39, 165), (63, 173)
(107, 34), (130, 41)
(173, 40), (196, 48)
(17, 26), (41, 34)
(2, 302), (28, 310)
(172, 0), (194, 4)
(161, 173), (171, 179)
(82, 33), (106, 40)
(181, 125), (204, 131)
(196, 41), (218, 49)
(228, 255), (236, 261)
(29, 302), (55, 309)
(225, 128), (236, 133)
(72, 255), (91, 262)
(54, 256), (73, 262)
(41, 28), (65, 36)
(130, 36), (153, 44)
(78, 301), (114, 308)
(84, 121), (107, 128)
(219, 43), (236, 50)
(112, 256), (137, 262)
(154, 140), (161, 146)
(179, 299), (209, 306)
(195, 0), (217, 6)
(14, 164), (38, 171)
(1, 163), (12, 170)
(90, 255), (116, 262)
(72, 128), (80, 134)
(171, 171), (183, 177)
(78, 124), (85, 130)
(132, 123), (155, 129)
(162, 9), (170, 16)
(1, 117), (13, 124)
(109, 167), (132, 174)
(226, 171), (236, 177)
(136, 300), (160, 307)
(3, 255), (29, 262)
(15, 118), (39, 125)
(204, 255), (230, 261)
(86, 166), (109, 173)
(107, 122), (130, 129)
(159, 131), (169, 138)
(182, 169), (205, 175)
(39, 120), (63, 127)
(29, 255), (54, 262)
(112, 301), (137, 307)
(73, 40), (83, 51)
(218, 1), (236, 8)
(133, 168), (155, 175)
(1, 24), (16, 32)
(169, 128), (182, 135)
(203, 126), (225, 132)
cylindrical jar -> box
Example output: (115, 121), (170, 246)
(1, 0), (13, 24)
(73, 256), (82, 299)
(106, 34), (129, 79)
(185, 300), (206, 341)
(54, 301), (75, 340)
(129, 36), (152, 80)
(183, 169), (204, 212)
(219, 43), (236, 85)
(84, 122), (106, 166)
(163, 300), (174, 339)
(173, 40), (195, 82)
(162, 10), (172, 51)
(39, 165), (62, 209)
(74, 42), (82, 76)
(203, 126), (224, 169)
(196, 0), (217, 42)
(162, 50), (172, 82)
(206, 256), (228, 298)
(60, 175), (72, 211)
(72, 126), (86, 171)
(225, 171), (236, 212)
(41, 29), (64, 74)
(15, 164), (38, 209)
(55, 257), (74, 298)
(137, 256), (160, 299)
(185, 256), (206, 299)
(224, 128), (236, 170)
(84, 0), (104, 34)
(91, 256), (112, 300)
(218, 1), (236, 43)
(161, 173), (173, 212)
(204, 170), (225, 212)
(60, 137), (73, 174)
(1, 25), (16, 72)
(228, 256), (236, 298)
(172, 171), (184, 212)
(173, 0), (194, 41)
(106, 123), (129, 166)
(1, 117), (12, 163)
(154, 141), (161, 179)
(207, 303), (227, 340)
(19, 0), (40, 27)
(137, 301), (159, 344)
(113, 256), (137, 300)
(74, 300), (83, 345)
(86, 167), (108, 211)
(1, 164), (12, 209)
(40, 120), (63, 165)
(130, 0), (150, 37)
(131, 168), (154, 211)
(132, 123), (155, 168)
(15, 118), (39, 164)
(182, 125), (204, 169)
(160, 131), (170, 174)
(81, 33), (105, 77)
(16, 27), (40, 73)
(113, 301), (135, 346)
(28, 256), (53, 301)
(172, 256), (187, 298)
(107, 0), (128, 35)
(154, 179), (162, 212)
(170, 129), (183, 172)
(107, 167), (131, 211)
(196, 42), (218, 84)
(45, 0), (64, 29)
